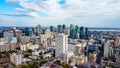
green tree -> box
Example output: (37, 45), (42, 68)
(21, 64), (30, 68)
(54, 60), (61, 65)
(24, 52), (32, 58)
(28, 62), (37, 68)
(40, 60), (48, 64)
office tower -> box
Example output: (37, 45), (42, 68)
(70, 24), (76, 39)
(24, 27), (33, 37)
(79, 27), (84, 39)
(62, 24), (66, 30)
(104, 42), (110, 58)
(36, 24), (43, 34)
(10, 53), (22, 66)
(58, 25), (62, 33)
(24, 27), (29, 36)
(109, 47), (113, 57)
(75, 25), (79, 39)
(0, 31), (3, 38)
(55, 34), (68, 59)
(50, 26), (54, 32)
(85, 28), (89, 40)
(29, 28), (33, 37)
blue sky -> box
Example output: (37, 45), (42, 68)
(0, 0), (120, 27)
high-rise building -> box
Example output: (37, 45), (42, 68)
(36, 24), (43, 34)
(29, 28), (33, 37)
(50, 26), (54, 32)
(70, 24), (76, 39)
(75, 25), (79, 39)
(24, 27), (33, 37)
(0, 31), (3, 38)
(109, 47), (113, 57)
(104, 42), (111, 58)
(55, 34), (68, 59)
(58, 25), (62, 33)
(79, 27), (84, 39)
(62, 24), (66, 30)
(24, 27), (29, 36)
(85, 28), (89, 40)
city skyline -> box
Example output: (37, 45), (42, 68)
(0, 0), (120, 27)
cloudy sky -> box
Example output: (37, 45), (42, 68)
(0, 0), (120, 27)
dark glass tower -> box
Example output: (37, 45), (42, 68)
(75, 25), (79, 39)
(79, 27), (84, 39)
(85, 28), (89, 40)
(24, 27), (33, 37)
(24, 27), (29, 36)
(70, 24), (76, 39)
(50, 26), (54, 32)
(62, 24), (66, 30)
(58, 25), (62, 33)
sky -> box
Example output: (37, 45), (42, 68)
(0, 0), (120, 27)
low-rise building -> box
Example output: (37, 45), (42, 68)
(71, 55), (88, 65)
(10, 53), (23, 66)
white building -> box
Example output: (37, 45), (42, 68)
(63, 51), (74, 63)
(20, 43), (40, 51)
(55, 34), (68, 59)
(10, 53), (23, 66)
(0, 43), (10, 52)
(0, 38), (10, 52)
(36, 24), (43, 34)
(104, 42), (111, 58)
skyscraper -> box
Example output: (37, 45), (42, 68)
(79, 27), (84, 39)
(29, 28), (33, 37)
(58, 25), (62, 33)
(24, 27), (29, 36)
(104, 42), (111, 58)
(24, 27), (33, 37)
(70, 24), (76, 39)
(36, 24), (43, 34)
(109, 47), (113, 57)
(50, 26), (54, 32)
(55, 34), (68, 59)
(85, 28), (89, 40)
(75, 25), (79, 39)
(62, 24), (66, 30)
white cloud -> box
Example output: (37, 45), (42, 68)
(6, 0), (20, 4)
(4, 0), (120, 27)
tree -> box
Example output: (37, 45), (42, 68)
(40, 60), (48, 64)
(16, 47), (20, 50)
(28, 49), (32, 53)
(24, 53), (31, 58)
(39, 52), (42, 55)
(61, 62), (70, 68)
(28, 62), (37, 68)
(21, 64), (30, 68)
(0, 52), (2, 58)
(54, 60), (61, 65)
